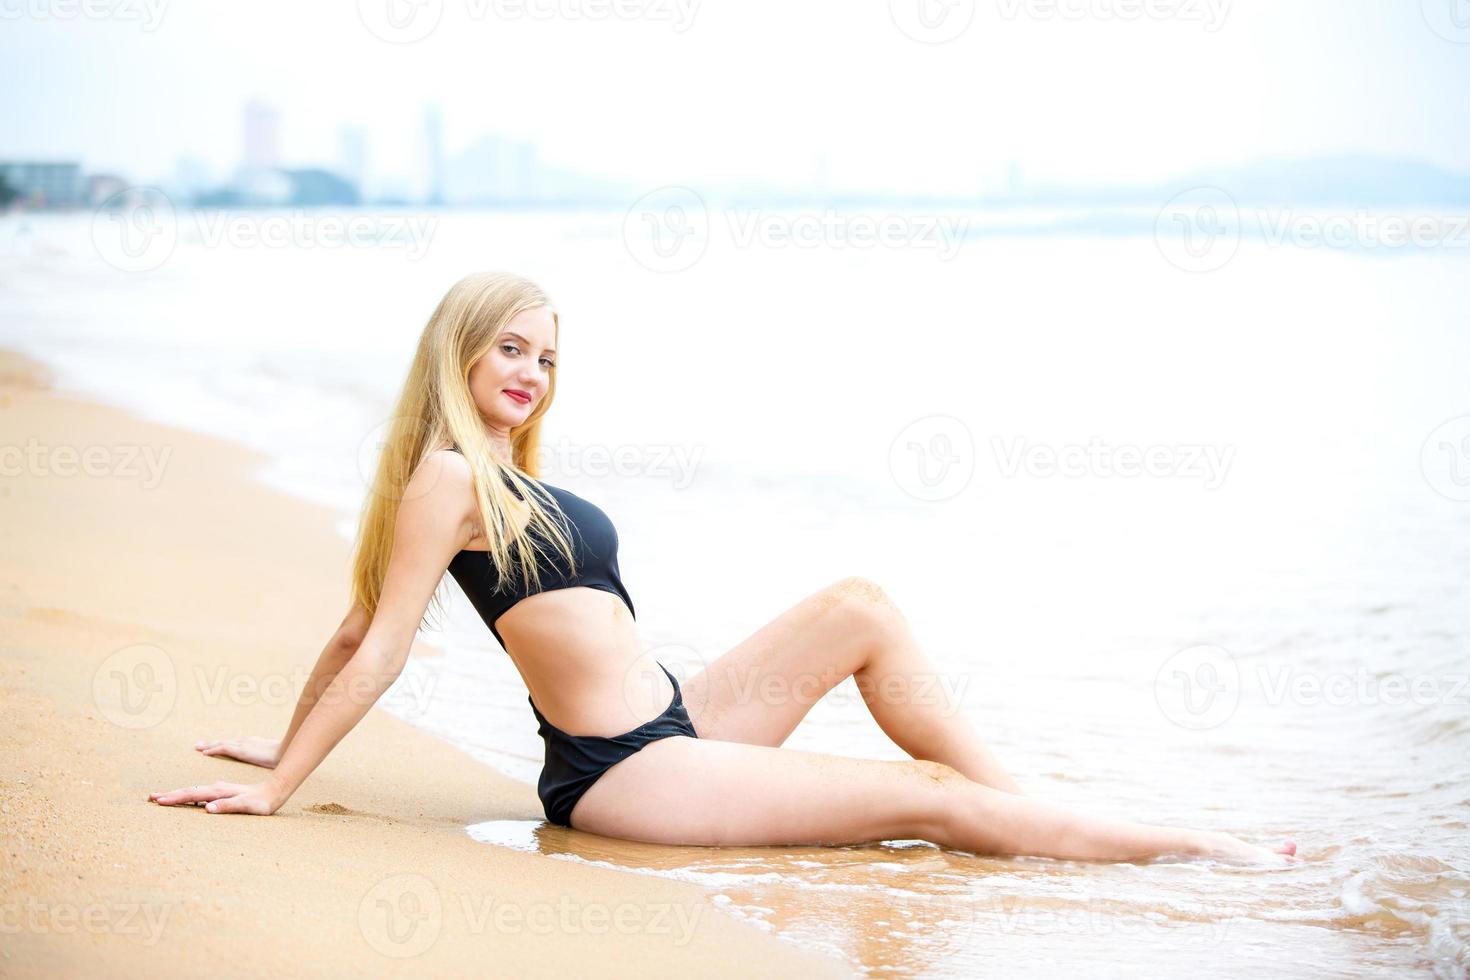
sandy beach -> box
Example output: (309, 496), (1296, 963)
(0, 347), (850, 978)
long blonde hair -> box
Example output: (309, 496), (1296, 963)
(349, 271), (580, 627)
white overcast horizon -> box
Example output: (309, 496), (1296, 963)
(2, 0), (1467, 198)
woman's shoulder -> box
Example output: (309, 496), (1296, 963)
(422, 443), (472, 473)
(425, 442), (561, 501)
(410, 447), (479, 515)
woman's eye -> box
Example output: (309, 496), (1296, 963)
(503, 344), (552, 367)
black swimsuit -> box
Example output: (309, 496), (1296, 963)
(443, 451), (699, 828)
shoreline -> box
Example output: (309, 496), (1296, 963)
(0, 347), (849, 977)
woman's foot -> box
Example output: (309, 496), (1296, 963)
(1190, 831), (1299, 866)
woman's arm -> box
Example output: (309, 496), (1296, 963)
(276, 605), (372, 759)
(262, 629), (413, 808)
(193, 609), (368, 769)
(150, 450), (476, 815)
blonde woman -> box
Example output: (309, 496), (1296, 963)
(151, 271), (1297, 866)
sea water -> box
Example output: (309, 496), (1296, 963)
(3, 206), (1466, 977)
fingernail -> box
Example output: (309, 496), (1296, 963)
(206, 803), (217, 812)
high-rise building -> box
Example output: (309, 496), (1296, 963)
(243, 99), (281, 171)
(0, 161), (83, 207)
(424, 105), (446, 205)
(338, 126), (369, 196)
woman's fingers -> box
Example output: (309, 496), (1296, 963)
(202, 792), (263, 815)
(195, 738), (244, 751)
(149, 781), (275, 815)
(147, 783), (204, 805)
(193, 736), (277, 767)
(149, 781), (231, 806)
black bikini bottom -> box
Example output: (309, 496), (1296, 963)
(528, 661), (699, 828)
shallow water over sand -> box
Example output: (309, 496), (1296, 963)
(5, 208), (1466, 976)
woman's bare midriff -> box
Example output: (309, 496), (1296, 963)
(491, 585), (670, 738)
(444, 445), (670, 738)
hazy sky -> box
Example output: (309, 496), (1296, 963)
(3, 0), (1467, 194)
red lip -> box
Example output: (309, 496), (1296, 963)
(503, 390), (532, 404)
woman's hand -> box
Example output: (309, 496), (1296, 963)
(194, 735), (282, 769)
(148, 780), (284, 815)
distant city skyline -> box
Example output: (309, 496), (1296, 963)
(3, 1), (1466, 201)
(208, 97), (639, 205)
(8, 92), (1470, 212)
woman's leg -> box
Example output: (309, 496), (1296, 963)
(681, 576), (1021, 792)
(569, 736), (1294, 864)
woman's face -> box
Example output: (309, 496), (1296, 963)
(468, 305), (558, 428)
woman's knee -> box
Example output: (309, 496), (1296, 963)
(902, 759), (968, 842)
(817, 577), (908, 661)
(823, 576), (902, 625)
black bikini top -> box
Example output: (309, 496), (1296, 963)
(443, 448), (636, 650)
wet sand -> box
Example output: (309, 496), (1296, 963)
(0, 348), (849, 978)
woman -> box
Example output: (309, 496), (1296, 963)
(150, 271), (1297, 865)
